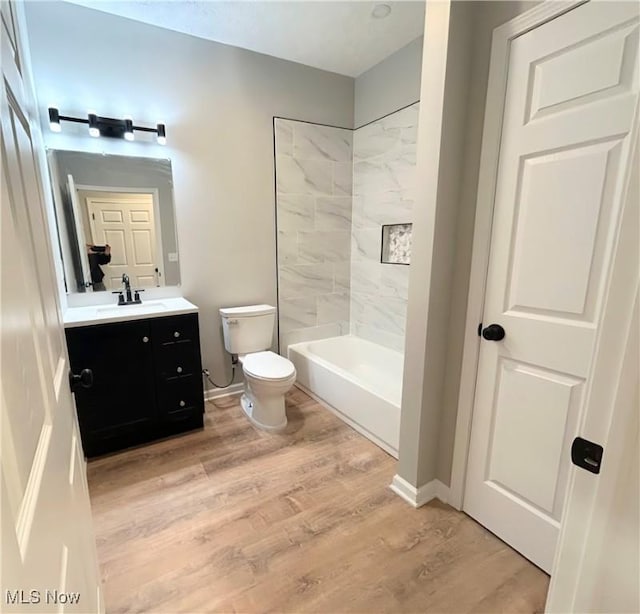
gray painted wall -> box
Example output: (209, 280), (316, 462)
(354, 37), (423, 128)
(25, 1), (354, 393)
(398, 0), (476, 490)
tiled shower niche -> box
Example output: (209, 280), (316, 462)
(381, 223), (412, 265)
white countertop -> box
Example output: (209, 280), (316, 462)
(64, 297), (198, 328)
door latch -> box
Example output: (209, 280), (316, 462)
(571, 436), (603, 474)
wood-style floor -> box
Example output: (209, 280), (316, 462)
(87, 387), (549, 613)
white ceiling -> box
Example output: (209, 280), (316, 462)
(65, 1), (425, 77)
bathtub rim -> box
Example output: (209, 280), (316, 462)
(287, 335), (403, 408)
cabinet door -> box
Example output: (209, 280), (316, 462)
(66, 320), (157, 451)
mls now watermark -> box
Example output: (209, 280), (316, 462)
(6, 590), (81, 606)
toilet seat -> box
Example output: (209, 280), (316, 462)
(242, 351), (295, 382)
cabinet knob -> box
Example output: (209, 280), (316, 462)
(69, 368), (94, 391)
(174, 331), (180, 338)
(179, 400), (186, 407)
(176, 366), (183, 373)
(142, 336), (149, 343)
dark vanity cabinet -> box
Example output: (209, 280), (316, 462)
(66, 313), (204, 457)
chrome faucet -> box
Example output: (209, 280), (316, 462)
(113, 274), (143, 305)
(122, 274), (133, 303)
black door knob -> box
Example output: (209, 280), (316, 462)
(482, 324), (506, 341)
(69, 368), (94, 391)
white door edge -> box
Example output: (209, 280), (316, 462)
(448, 0), (589, 512)
(545, 111), (640, 612)
(67, 174), (92, 290)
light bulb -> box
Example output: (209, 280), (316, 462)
(156, 123), (166, 145)
(48, 107), (61, 132)
(124, 119), (134, 141)
(88, 113), (100, 137)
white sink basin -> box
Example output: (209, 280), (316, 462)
(96, 302), (168, 316)
(64, 297), (198, 328)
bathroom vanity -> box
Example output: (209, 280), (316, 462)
(64, 298), (204, 457)
(45, 149), (203, 457)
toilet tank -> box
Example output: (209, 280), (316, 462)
(219, 304), (276, 355)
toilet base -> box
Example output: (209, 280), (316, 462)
(241, 391), (288, 432)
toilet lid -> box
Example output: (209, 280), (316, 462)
(242, 351), (295, 381)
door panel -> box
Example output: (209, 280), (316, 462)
(527, 19), (638, 122)
(464, 1), (639, 573)
(487, 359), (582, 518)
(101, 209), (123, 223)
(132, 229), (154, 264)
(130, 209), (149, 222)
(507, 139), (621, 318)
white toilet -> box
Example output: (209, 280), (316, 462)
(219, 304), (296, 431)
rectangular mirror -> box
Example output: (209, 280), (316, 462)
(47, 150), (180, 293)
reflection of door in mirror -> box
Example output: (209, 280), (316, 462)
(78, 189), (164, 291)
(67, 174), (92, 289)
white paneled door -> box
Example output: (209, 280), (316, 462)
(1, 1), (102, 612)
(85, 192), (159, 290)
(464, 1), (639, 573)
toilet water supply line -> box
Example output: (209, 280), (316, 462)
(202, 354), (237, 389)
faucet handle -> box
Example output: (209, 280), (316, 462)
(133, 289), (145, 303)
(112, 291), (125, 305)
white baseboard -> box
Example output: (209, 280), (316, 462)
(434, 479), (450, 504)
(204, 382), (243, 401)
(390, 474), (450, 507)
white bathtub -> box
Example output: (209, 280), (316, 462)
(287, 335), (403, 457)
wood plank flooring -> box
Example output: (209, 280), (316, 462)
(87, 387), (549, 613)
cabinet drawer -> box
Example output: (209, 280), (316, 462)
(159, 377), (202, 419)
(151, 314), (199, 345)
(156, 342), (198, 380)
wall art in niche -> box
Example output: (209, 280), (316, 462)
(381, 223), (412, 265)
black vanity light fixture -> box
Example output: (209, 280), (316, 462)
(48, 107), (167, 144)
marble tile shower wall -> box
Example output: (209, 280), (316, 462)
(351, 103), (419, 352)
(274, 119), (353, 350)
